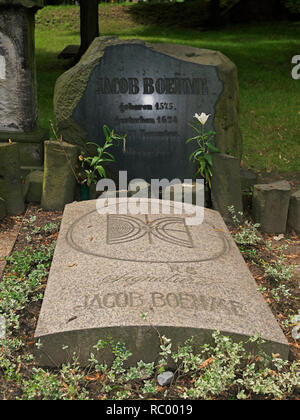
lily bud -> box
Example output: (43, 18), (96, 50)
(194, 112), (211, 125)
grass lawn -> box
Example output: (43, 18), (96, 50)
(35, 4), (300, 173)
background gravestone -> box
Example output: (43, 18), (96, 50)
(253, 181), (291, 234)
(0, 0), (47, 168)
(54, 37), (243, 184)
(0, 143), (24, 215)
(41, 140), (78, 211)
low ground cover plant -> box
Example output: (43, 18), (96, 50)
(0, 209), (299, 400)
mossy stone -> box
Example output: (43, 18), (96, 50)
(41, 141), (78, 211)
(288, 190), (300, 234)
(25, 169), (43, 203)
(253, 181), (291, 234)
(211, 153), (243, 222)
(0, 143), (25, 215)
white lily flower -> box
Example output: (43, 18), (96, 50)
(194, 112), (211, 126)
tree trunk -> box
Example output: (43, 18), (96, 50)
(78, 0), (99, 59)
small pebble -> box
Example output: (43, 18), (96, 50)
(157, 371), (174, 386)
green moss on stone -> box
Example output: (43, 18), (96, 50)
(0, 143), (25, 215)
(25, 169), (43, 203)
(41, 140), (78, 211)
(54, 37), (118, 123)
(0, 128), (48, 144)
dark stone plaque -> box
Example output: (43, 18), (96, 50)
(73, 43), (223, 181)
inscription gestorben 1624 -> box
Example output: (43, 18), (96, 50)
(72, 43), (223, 181)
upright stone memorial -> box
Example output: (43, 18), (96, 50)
(0, 0), (47, 168)
(35, 199), (289, 366)
(0, 142), (24, 215)
(54, 37), (243, 188)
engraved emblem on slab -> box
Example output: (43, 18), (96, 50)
(107, 215), (194, 248)
(66, 210), (230, 263)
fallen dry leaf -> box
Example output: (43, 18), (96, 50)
(84, 376), (98, 381)
(156, 386), (167, 392)
(199, 357), (214, 369)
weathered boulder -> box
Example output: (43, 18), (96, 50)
(41, 141), (78, 211)
(253, 181), (291, 233)
(288, 190), (300, 234)
(0, 143), (25, 215)
(54, 37), (243, 181)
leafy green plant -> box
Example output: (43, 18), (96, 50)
(88, 337), (155, 399)
(186, 113), (219, 188)
(263, 253), (295, 302)
(284, 0), (300, 14)
(0, 245), (56, 384)
(31, 222), (60, 236)
(21, 358), (90, 401)
(78, 125), (127, 187)
(264, 254), (296, 283)
(228, 205), (261, 248)
(85, 332), (299, 400)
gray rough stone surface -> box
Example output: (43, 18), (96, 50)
(35, 199), (289, 367)
(288, 190), (300, 234)
(0, 7), (38, 133)
(211, 153), (243, 222)
(253, 181), (291, 234)
(240, 168), (257, 192)
(0, 129), (48, 167)
(25, 169), (43, 203)
(58, 44), (80, 60)
(0, 143), (24, 215)
(0, 197), (6, 220)
(157, 371), (174, 386)
(54, 37), (242, 181)
(240, 168), (257, 211)
(41, 141), (78, 211)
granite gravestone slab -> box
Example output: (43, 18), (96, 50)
(35, 199), (289, 367)
(54, 37), (243, 182)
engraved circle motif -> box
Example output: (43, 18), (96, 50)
(66, 209), (230, 264)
